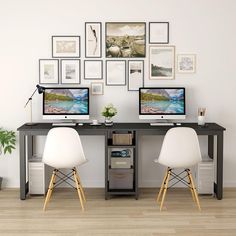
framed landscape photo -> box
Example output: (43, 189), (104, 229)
(61, 59), (80, 84)
(149, 22), (169, 44)
(106, 60), (126, 86)
(85, 22), (102, 58)
(39, 59), (59, 84)
(84, 60), (103, 80)
(52, 36), (80, 58)
(106, 22), (146, 58)
(177, 54), (196, 73)
(128, 60), (144, 91)
(91, 82), (104, 95)
(149, 45), (175, 80)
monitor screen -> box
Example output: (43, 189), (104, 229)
(43, 87), (89, 120)
(139, 87), (186, 120)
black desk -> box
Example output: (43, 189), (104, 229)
(17, 122), (225, 200)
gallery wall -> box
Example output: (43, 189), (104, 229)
(0, 0), (236, 188)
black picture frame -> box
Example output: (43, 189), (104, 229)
(106, 60), (126, 86)
(149, 22), (169, 44)
(52, 36), (81, 58)
(84, 60), (103, 80)
(128, 60), (144, 91)
(85, 22), (102, 58)
(105, 22), (146, 58)
(39, 59), (59, 84)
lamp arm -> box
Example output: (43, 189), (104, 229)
(24, 88), (38, 108)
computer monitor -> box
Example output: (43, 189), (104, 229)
(139, 87), (186, 120)
(43, 87), (89, 120)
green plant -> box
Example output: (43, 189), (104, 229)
(0, 128), (16, 155)
(101, 104), (117, 118)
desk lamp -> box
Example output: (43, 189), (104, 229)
(24, 84), (45, 126)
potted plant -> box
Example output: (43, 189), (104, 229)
(101, 104), (117, 126)
(0, 128), (16, 189)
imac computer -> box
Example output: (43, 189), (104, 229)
(43, 87), (89, 126)
(139, 87), (186, 126)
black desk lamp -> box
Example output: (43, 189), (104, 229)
(24, 84), (45, 126)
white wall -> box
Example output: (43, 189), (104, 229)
(0, 0), (236, 188)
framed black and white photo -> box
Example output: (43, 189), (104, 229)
(177, 54), (196, 73)
(149, 45), (175, 80)
(91, 82), (104, 95)
(149, 22), (169, 44)
(106, 60), (126, 86)
(106, 22), (146, 58)
(39, 59), (59, 84)
(84, 60), (103, 80)
(128, 60), (144, 91)
(61, 59), (80, 84)
(52, 36), (80, 58)
(85, 22), (102, 58)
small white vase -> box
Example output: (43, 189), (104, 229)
(198, 116), (205, 126)
(104, 117), (113, 126)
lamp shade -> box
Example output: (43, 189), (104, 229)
(36, 84), (45, 94)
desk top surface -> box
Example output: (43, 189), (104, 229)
(17, 122), (226, 132)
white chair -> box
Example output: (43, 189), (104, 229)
(42, 127), (87, 211)
(156, 127), (202, 211)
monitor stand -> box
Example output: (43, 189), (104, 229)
(150, 121), (174, 126)
(52, 121), (77, 127)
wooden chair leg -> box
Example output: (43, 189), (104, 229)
(74, 169), (86, 203)
(43, 170), (56, 211)
(157, 168), (168, 203)
(186, 169), (196, 203)
(73, 170), (84, 211)
(160, 169), (171, 211)
(188, 170), (201, 211)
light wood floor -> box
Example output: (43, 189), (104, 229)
(0, 188), (236, 236)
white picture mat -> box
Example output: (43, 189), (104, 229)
(106, 61), (126, 85)
(128, 61), (144, 90)
(84, 61), (102, 79)
(149, 23), (168, 43)
(177, 54), (196, 73)
(91, 82), (104, 95)
(61, 60), (80, 84)
(39, 60), (58, 84)
(86, 23), (101, 57)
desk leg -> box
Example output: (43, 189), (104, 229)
(208, 135), (214, 159)
(19, 132), (26, 200)
(135, 132), (139, 200)
(215, 132), (223, 200)
(105, 132), (109, 200)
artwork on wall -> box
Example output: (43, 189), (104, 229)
(85, 22), (102, 58)
(91, 82), (104, 95)
(61, 59), (80, 84)
(149, 45), (175, 80)
(128, 60), (144, 91)
(177, 54), (196, 73)
(149, 22), (169, 44)
(39, 59), (59, 84)
(84, 60), (103, 80)
(106, 60), (126, 85)
(106, 22), (146, 58)
(52, 36), (80, 58)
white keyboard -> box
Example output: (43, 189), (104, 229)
(52, 122), (77, 127)
(150, 122), (174, 126)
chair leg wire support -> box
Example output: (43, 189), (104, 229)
(43, 168), (86, 211)
(156, 168), (201, 211)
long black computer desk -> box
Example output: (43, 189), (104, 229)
(17, 122), (225, 200)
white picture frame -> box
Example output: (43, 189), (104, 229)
(39, 59), (59, 84)
(91, 82), (104, 95)
(149, 45), (175, 80)
(128, 60), (144, 91)
(149, 22), (169, 44)
(61, 59), (80, 84)
(177, 54), (196, 73)
(84, 60), (103, 80)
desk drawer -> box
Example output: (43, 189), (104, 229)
(109, 169), (133, 189)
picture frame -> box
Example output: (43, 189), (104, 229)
(84, 60), (103, 80)
(177, 54), (196, 73)
(52, 36), (80, 58)
(149, 45), (175, 80)
(85, 22), (102, 58)
(128, 60), (144, 91)
(106, 22), (146, 58)
(39, 59), (59, 84)
(61, 59), (80, 84)
(91, 82), (104, 95)
(149, 22), (169, 44)
(106, 60), (126, 86)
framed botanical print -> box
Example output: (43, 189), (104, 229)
(106, 60), (126, 85)
(61, 59), (80, 84)
(149, 45), (175, 80)
(91, 82), (104, 95)
(128, 60), (144, 91)
(149, 22), (169, 44)
(85, 22), (102, 58)
(177, 54), (196, 73)
(39, 59), (59, 84)
(52, 36), (80, 58)
(84, 60), (103, 80)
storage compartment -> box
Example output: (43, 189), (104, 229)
(111, 157), (132, 169)
(112, 133), (133, 145)
(109, 169), (134, 189)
